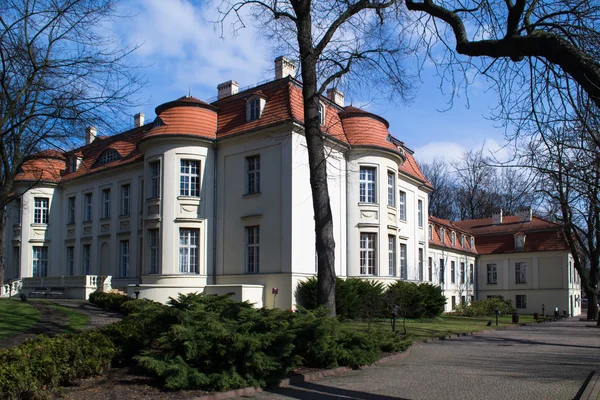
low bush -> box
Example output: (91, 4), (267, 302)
(134, 294), (410, 392)
(297, 278), (446, 320)
(0, 331), (114, 400)
(88, 291), (130, 312)
(453, 298), (516, 317)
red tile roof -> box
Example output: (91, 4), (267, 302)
(430, 215), (569, 255)
(400, 150), (433, 190)
(429, 216), (477, 254)
(14, 151), (66, 183)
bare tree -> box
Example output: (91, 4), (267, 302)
(420, 157), (456, 220)
(219, 0), (415, 315)
(0, 0), (144, 288)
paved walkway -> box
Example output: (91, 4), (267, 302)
(50, 299), (122, 329)
(236, 319), (600, 400)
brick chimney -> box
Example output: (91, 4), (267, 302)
(492, 209), (503, 225)
(85, 126), (97, 145)
(327, 88), (345, 107)
(275, 56), (296, 79)
(217, 80), (239, 100)
(518, 206), (532, 222)
(134, 112), (145, 127)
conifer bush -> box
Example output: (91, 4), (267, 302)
(88, 291), (130, 312)
(453, 298), (516, 317)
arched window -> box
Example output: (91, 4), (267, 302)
(96, 149), (121, 166)
(246, 94), (267, 121)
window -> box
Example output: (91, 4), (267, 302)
(121, 184), (131, 216)
(360, 233), (376, 275)
(516, 295), (527, 309)
(461, 296), (466, 305)
(515, 262), (527, 283)
(318, 102), (325, 125)
(399, 191), (406, 220)
(418, 248), (424, 281)
(418, 200), (423, 227)
(460, 262), (465, 284)
(428, 225), (432, 240)
(440, 228), (445, 244)
(120, 240), (129, 277)
(428, 257), (433, 281)
(400, 243), (407, 279)
(139, 179), (144, 213)
(248, 98), (261, 121)
(84, 193), (93, 222)
(469, 264), (474, 284)
(515, 234), (526, 251)
(32, 246), (48, 277)
(15, 198), (21, 224)
(67, 246), (74, 276)
(388, 235), (395, 276)
(246, 226), (260, 273)
(359, 167), (376, 203)
(150, 161), (161, 198)
(246, 155), (260, 194)
(70, 157), (78, 172)
(149, 229), (160, 274)
(67, 196), (76, 224)
(569, 261), (572, 283)
(387, 172), (395, 207)
(451, 232), (456, 246)
(34, 197), (49, 224)
(179, 229), (199, 274)
(14, 246), (20, 278)
(82, 244), (91, 275)
(439, 259), (445, 283)
(451, 296), (456, 310)
(102, 188), (111, 219)
(470, 237), (475, 249)
(180, 160), (200, 197)
(487, 264), (497, 284)
(97, 149), (121, 165)
(451, 261), (456, 283)
(461, 235), (465, 248)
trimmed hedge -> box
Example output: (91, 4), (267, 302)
(0, 331), (114, 400)
(453, 298), (516, 317)
(88, 291), (130, 312)
(296, 277), (446, 319)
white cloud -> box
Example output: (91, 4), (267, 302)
(111, 0), (272, 103)
(415, 137), (512, 164)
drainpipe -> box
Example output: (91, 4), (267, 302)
(212, 145), (218, 285)
(345, 155), (350, 278)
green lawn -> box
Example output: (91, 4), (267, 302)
(45, 303), (90, 332)
(344, 314), (536, 341)
(0, 298), (41, 338)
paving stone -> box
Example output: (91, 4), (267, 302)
(232, 320), (600, 400)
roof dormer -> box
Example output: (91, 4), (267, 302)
(246, 92), (268, 122)
(514, 232), (526, 251)
(95, 148), (121, 167)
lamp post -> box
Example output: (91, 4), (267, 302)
(134, 283), (140, 300)
(495, 307), (499, 327)
(391, 304), (399, 332)
(542, 303), (545, 318)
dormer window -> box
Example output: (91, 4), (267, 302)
(246, 94), (267, 121)
(514, 233), (526, 251)
(470, 237), (475, 250)
(318, 102), (325, 125)
(69, 156), (81, 173)
(440, 228), (445, 244)
(428, 225), (433, 240)
(451, 231), (456, 246)
(96, 149), (121, 166)
(461, 234), (465, 248)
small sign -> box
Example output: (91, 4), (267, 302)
(272, 288), (279, 295)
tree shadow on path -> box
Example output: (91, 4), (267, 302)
(264, 381), (410, 400)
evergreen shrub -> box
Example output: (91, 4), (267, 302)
(453, 298), (516, 317)
(88, 292), (130, 312)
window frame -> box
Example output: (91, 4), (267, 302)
(120, 240), (130, 277)
(399, 191), (406, 221)
(439, 259), (445, 283)
(149, 229), (160, 274)
(179, 228), (199, 274)
(67, 246), (74, 276)
(84, 193), (93, 222)
(360, 232), (377, 275)
(516, 295), (527, 309)
(428, 256), (433, 281)
(82, 244), (91, 275)
(245, 226), (260, 273)
(400, 243), (407, 279)
(460, 262), (465, 284)
(120, 184), (131, 216)
(515, 262), (527, 283)
(487, 263), (498, 284)
(149, 160), (161, 198)
(387, 171), (395, 207)
(179, 160), (201, 197)
(318, 102), (325, 125)
(101, 188), (111, 219)
(388, 235), (395, 276)
(417, 199), (423, 227)
(33, 197), (49, 224)
(245, 155), (261, 195)
(451, 260), (456, 284)
(67, 196), (76, 224)
(32, 246), (48, 277)
(248, 98), (261, 121)
(359, 167), (377, 204)
(418, 248), (424, 281)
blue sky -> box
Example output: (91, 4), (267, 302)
(110, 0), (511, 164)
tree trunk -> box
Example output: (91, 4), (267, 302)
(0, 207), (5, 289)
(294, 2), (336, 316)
